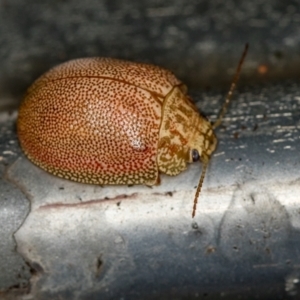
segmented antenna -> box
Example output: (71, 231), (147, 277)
(192, 162), (208, 218)
(192, 44), (248, 218)
(213, 43), (249, 129)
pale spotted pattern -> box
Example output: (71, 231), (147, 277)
(18, 58), (183, 185)
(157, 87), (217, 176)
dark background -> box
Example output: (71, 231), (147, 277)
(1, 0), (300, 110)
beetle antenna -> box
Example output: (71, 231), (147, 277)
(192, 44), (248, 218)
(213, 43), (249, 129)
(192, 162), (208, 218)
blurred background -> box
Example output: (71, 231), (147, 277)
(1, 0), (300, 110)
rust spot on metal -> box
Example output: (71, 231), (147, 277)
(206, 246), (216, 254)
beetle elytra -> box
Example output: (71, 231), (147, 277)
(17, 44), (248, 217)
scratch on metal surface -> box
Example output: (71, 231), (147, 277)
(38, 193), (139, 210)
(253, 264), (279, 268)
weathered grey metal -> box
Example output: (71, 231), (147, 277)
(0, 81), (300, 299)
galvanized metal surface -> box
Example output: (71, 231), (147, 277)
(0, 81), (300, 299)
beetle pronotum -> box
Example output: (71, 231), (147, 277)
(17, 44), (248, 217)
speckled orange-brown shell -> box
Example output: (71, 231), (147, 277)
(17, 58), (182, 185)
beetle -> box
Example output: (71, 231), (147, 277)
(17, 45), (248, 217)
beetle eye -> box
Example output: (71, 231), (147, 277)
(191, 149), (200, 162)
